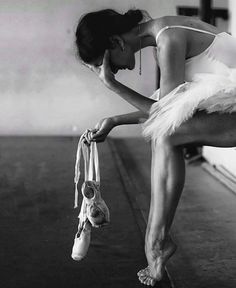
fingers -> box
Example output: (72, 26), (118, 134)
(82, 129), (105, 145)
(82, 61), (101, 74)
(82, 50), (112, 75)
(102, 50), (112, 71)
(91, 131), (106, 143)
(82, 129), (96, 145)
(103, 50), (109, 65)
(83, 133), (91, 145)
(95, 122), (101, 130)
(90, 128), (98, 134)
(82, 61), (91, 69)
(91, 130), (101, 138)
(82, 62), (94, 71)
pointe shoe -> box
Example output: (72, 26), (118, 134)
(81, 180), (110, 228)
(71, 220), (91, 261)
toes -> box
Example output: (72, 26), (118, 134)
(146, 277), (151, 286)
(137, 269), (143, 276)
(137, 266), (157, 286)
(144, 276), (153, 286)
(138, 274), (147, 284)
(138, 273), (147, 280)
(137, 266), (149, 277)
(137, 269), (146, 277)
(150, 278), (156, 287)
(139, 277), (147, 285)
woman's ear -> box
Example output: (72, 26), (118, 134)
(109, 35), (125, 51)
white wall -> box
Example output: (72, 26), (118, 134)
(1, 0), (230, 136)
(0, 0), (176, 136)
(229, 0), (236, 35)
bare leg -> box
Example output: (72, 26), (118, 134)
(138, 138), (184, 286)
(138, 111), (236, 286)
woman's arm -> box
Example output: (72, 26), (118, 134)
(112, 110), (148, 125)
(107, 80), (156, 115)
(103, 28), (186, 112)
(90, 111), (147, 143)
(86, 50), (157, 114)
(157, 29), (187, 98)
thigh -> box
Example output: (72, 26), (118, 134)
(170, 111), (236, 147)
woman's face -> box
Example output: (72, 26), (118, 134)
(89, 39), (135, 74)
(109, 43), (135, 74)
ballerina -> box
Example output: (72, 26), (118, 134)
(75, 9), (236, 286)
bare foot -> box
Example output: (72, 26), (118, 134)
(137, 237), (177, 286)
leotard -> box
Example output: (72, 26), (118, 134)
(143, 25), (236, 142)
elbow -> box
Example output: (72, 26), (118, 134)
(143, 103), (153, 116)
(139, 111), (149, 123)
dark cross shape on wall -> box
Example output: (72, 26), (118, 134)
(177, 0), (228, 25)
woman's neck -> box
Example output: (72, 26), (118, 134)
(122, 21), (157, 53)
(140, 21), (157, 49)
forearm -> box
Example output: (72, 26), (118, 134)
(111, 111), (148, 126)
(107, 80), (156, 114)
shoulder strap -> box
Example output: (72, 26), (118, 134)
(156, 25), (216, 43)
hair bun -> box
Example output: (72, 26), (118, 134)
(76, 9), (144, 64)
(124, 9), (143, 25)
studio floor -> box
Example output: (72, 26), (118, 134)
(0, 137), (235, 288)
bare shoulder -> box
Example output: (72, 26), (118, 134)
(153, 15), (219, 31)
(152, 15), (220, 55)
(153, 16), (187, 50)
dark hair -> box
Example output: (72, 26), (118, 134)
(75, 9), (143, 63)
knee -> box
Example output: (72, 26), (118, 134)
(152, 137), (187, 165)
(162, 128), (197, 147)
(153, 136), (182, 153)
(153, 136), (172, 148)
(156, 135), (182, 148)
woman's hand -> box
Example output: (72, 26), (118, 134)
(91, 117), (116, 143)
(84, 50), (116, 88)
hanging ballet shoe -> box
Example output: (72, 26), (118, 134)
(81, 180), (110, 228)
(72, 131), (110, 261)
(71, 219), (91, 261)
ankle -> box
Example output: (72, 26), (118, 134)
(146, 232), (166, 251)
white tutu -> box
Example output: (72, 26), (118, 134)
(142, 28), (236, 143)
(142, 71), (236, 143)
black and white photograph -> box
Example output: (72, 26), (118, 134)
(0, 0), (235, 287)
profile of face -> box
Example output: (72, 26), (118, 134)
(108, 36), (135, 74)
(90, 36), (135, 74)
(77, 9), (143, 74)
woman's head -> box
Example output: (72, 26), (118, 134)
(75, 9), (143, 73)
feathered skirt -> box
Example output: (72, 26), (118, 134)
(142, 71), (236, 143)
